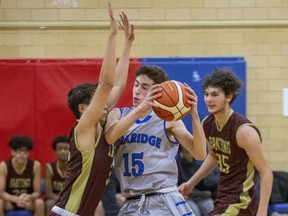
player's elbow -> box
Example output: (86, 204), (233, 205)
(116, 85), (125, 94)
(100, 71), (115, 88)
(99, 79), (114, 92)
(105, 133), (117, 145)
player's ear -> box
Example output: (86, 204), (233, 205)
(226, 94), (233, 103)
(78, 104), (88, 115)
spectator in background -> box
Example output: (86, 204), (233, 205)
(0, 135), (45, 216)
(45, 135), (69, 213)
(177, 146), (218, 216)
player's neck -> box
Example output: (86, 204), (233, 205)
(56, 161), (67, 178)
(214, 108), (233, 129)
(12, 158), (27, 175)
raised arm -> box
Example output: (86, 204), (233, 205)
(107, 11), (135, 111)
(75, 3), (118, 150)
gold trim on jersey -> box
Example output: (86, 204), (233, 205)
(64, 123), (102, 212)
(56, 161), (66, 179)
(215, 109), (234, 131)
(223, 159), (255, 215)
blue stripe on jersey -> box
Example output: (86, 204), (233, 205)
(163, 121), (178, 144)
(135, 114), (153, 124)
(175, 200), (194, 216)
(182, 212), (193, 216)
(119, 107), (133, 118)
(175, 201), (186, 206)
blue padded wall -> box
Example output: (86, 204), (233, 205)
(141, 57), (246, 132)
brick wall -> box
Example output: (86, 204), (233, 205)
(1, 0), (288, 170)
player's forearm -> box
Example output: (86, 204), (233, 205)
(191, 111), (207, 160)
(1, 192), (19, 203)
(28, 191), (41, 201)
(257, 169), (273, 215)
(115, 40), (133, 80)
(99, 34), (117, 87)
(114, 43), (131, 89)
(106, 106), (147, 144)
(188, 155), (217, 186)
(107, 41), (132, 110)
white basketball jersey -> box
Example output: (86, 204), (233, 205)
(114, 107), (180, 197)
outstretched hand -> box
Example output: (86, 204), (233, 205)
(119, 11), (135, 42)
(108, 2), (118, 36)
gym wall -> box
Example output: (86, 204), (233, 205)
(0, 0), (288, 170)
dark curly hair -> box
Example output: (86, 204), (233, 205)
(8, 135), (33, 150)
(52, 135), (69, 150)
(202, 68), (242, 105)
(67, 83), (97, 119)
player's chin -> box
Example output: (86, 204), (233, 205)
(207, 107), (217, 114)
(133, 99), (140, 107)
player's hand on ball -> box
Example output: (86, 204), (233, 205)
(184, 83), (198, 111)
(153, 80), (191, 121)
(139, 84), (162, 111)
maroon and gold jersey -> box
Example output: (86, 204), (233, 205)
(53, 123), (113, 216)
(48, 162), (65, 195)
(203, 111), (261, 216)
(5, 159), (34, 196)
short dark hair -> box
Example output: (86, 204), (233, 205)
(202, 68), (242, 104)
(67, 83), (97, 119)
(8, 135), (33, 151)
(135, 65), (168, 84)
(52, 135), (69, 150)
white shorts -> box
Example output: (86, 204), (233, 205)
(118, 191), (195, 216)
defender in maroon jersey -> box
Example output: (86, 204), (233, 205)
(179, 68), (273, 216)
(47, 3), (134, 216)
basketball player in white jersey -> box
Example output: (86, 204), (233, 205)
(105, 65), (207, 215)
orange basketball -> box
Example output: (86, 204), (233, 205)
(152, 80), (191, 121)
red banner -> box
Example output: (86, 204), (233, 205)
(0, 59), (141, 172)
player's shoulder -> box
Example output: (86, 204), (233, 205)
(46, 161), (55, 167)
(202, 114), (214, 124)
(0, 160), (7, 170)
(119, 106), (134, 116)
(32, 160), (41, 168)
(232, 111), (247, 120)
